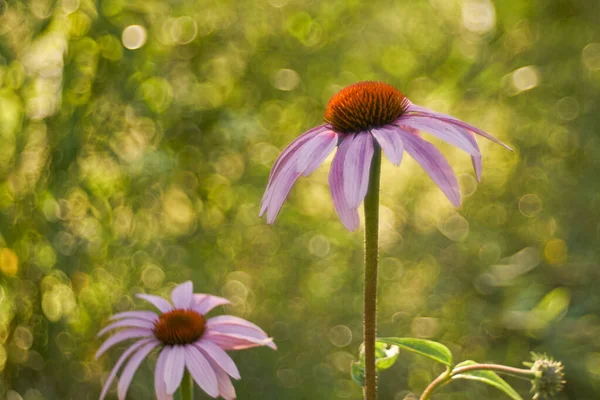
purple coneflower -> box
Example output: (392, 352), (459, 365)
(259, 81), (511, 231)
(96, 281), (276, 400)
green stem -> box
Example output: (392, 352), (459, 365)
(419, 368), (451, 400)
(180, 370), (193, 400)
(419, 364), (536, 400)
(363, 147), (382, 400)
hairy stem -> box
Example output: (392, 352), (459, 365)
(420, 364), (536, 400)
(363, 147), (382, 400)
(180, 370), (193, 400)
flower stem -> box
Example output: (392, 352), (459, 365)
(363, 147), (382, 400)
(419, 364), (536, 400)
(180, 370), (193, 400)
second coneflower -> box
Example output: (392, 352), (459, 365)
(96, 281), (276, 400)
(259, 81), (511, 231)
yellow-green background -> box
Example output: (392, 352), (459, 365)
(0, 0), (598, 398)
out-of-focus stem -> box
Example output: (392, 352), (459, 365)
(420, 364), (536, 400)
(180, 370), (193, 400)
(363, 147), (382, 400)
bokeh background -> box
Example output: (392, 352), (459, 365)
(0, 0), (599, 398)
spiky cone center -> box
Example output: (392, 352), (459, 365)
(153, 309), (206, 345)
(531, 357), (566, 400)
(324, 81), (409, 134)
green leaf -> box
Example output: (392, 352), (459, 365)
(452, 361), (523, 400)
(377, 338), (453, 366)
(352, 342), (401, 387)
(358, 342), (400, 371)
(375, 344), (400, 371)
(351, 362), (365, 387)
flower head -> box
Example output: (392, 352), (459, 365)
(96, 281), (276, 400)
(260, 81), (512, 231)
(528, 353), (566, 400)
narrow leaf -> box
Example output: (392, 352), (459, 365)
(452, 361), (523, 400)
(377, 338), (453, 366)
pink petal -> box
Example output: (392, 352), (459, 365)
(396, 115), (480, 156)
(399, 129), (461, 207)
(171, 281), (193, 309)
(261, 130), (338, 224)
(207, 325), (268, 342)
(164, 345), (186, 395)
(185, 345), (219, 398)
(154, 348), (173, 400)
(117, 340), (159, 400)
(259, 125), (328, 216)
(203, 331), (277, 351)
(406, 104), (513, 151)
(206, 315), (268, 334)
(136, 294), (173, 313)
(296, 130), (338, 176)
(97, 319), (156, 338)
(99, 339), (151, 400)
(206, 316), (270, 346)
(472, 155), (482, 182)
(193, 294), (231, 315)
(96, 329), (154, 360)
(468, 131), (482, 181)
(207, 357), (237, 400)
(110, 311), (159, 322)
(371, 126), (404, 166)
(265, 168), (301, 223)
(266, 124), (329, 186)
(328, 135), (360, 231)
(343, 132), (374, 209)
(195, 340), (240, 379)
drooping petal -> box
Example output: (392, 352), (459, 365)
(343, 132), (374, 208)
(206, 316), (271, 347)
(95, 329), (154, 359)
(203, 331), (277, 351)
(469, 131), (482, 181)
(266, 124), (330, 185)
(296, 130), (338, 176)
(164, 345), (186, 395)
(328, 135), (360, 231)
(109, 311), (159, 322)
(396, 114), (480, 156)
(154, 348), (173, 400)
(206, 315), (268, 334)
(371, 126), (404, 165)
(185, 344), (219, 398)
(99, 339), (151, 400)
(406, 104), (513, 151)
(97, 319), (156, 338)
(195, 340), (241, 379)
(260, 125), (329, 213)
(207, 357), (237, 400)
(171, 281), (193, 309)
(136, 294), (173, 313)
(207, 324), (269, 342)
(399, 128), (461, 207)
(193, 294), (231, 315)
(472, 155), (482, 182)
(260, 130), (338, 223)
(117, 340), (159, 400)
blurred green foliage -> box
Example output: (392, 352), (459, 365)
(0, 0), (599, 398)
